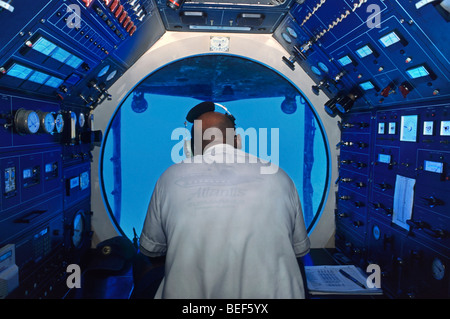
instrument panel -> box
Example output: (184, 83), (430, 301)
(273, 0), (450, 111)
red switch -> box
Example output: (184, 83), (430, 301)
(399, 81), (413, 98)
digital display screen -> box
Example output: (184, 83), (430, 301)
(7, 63), (33, 79)
(7, 63), (63, 88)
(379, 32), (401, 47)
(378, 154), (391, 164)
(65, 55), (83, 69)
(32, 37), (57, 56)
(45, 76), (64, 88)
(23, 168), (32, 179)
(378, 123), (385, 134)
(359, 81), (375, 90)
(45, 163), (54, 173)
(406, 65), (430, 79)
(424, 160), (443, 173)
(338, 55), (353, 66)
(32, 37), (84, 69)
(423, 121), (434, 136)
(52, 47), (71, 64)
(441, 121), (450, 136)
(356, 45), (373, 58)
(28, 71), (50, 85)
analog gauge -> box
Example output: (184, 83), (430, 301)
(14, 108), (40, 134)
(432, 257), (445, 281)
(97, 64), (110, 78)
(72, 211), (85, 248)
(55, 113), (64, 133)
(37, 111), (55, 134)
(281, 32), (292, 44)
(79, 112), (85, 128)
(318, 62), (329, 73)
(311, 66), (322, 76)
(372, 225), (381, 240)
(106, 70), (117, 82)
(286, 26), (297, 38)
(400, 115), (418, 142)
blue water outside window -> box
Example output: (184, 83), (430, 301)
(101, 55), (330, 240)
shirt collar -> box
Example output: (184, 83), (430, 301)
(202, 143), (237, 157)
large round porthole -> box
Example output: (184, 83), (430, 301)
(101, 54), (330, 240)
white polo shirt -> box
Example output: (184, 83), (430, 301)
(139, 144), (310, 299)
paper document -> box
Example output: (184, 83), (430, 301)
(305, 265), (383, 295)
(393, 175), (415, 231)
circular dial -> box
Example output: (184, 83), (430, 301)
(79, 112), (85, 128)
(38, 111), (55, 134)
(14, 108), (40, 134)
(55, 113), (64, 133)
(72, 211), (85, 248)
(432, 257), (445, 281)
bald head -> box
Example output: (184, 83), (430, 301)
(191, 112), (239, 155)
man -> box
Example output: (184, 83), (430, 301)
(138, 101), (310, 298)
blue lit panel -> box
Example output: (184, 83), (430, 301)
(338, 55), (352, 66)
(7, 64), (33, 79)
(28, 71), (50, 85)
(32, 37), (57, 56)
(31, 36), (84, 69)
(356, 45), (373, 58)
(51, 47), (71, 64)
(379, 32), (401, 47)
(45, 76), (64, 88)
(359, 81), (375, 90)
(6, 63), (63, 88)
(406, 65), (430, 79)
(65, 55), (83, 69)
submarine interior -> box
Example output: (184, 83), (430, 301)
(0, 0), (449, 300)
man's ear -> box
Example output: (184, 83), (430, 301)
(234, 134), (242, 150)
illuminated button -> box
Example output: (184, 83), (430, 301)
(433, 89), (440, 95)
(129, 25), (137, 36)
(357, 74), (363, 79)
(119, 11), (127, 23)
(114, 5), (123, 18)
(405, 57), (412, 63)
(378, 66), (384, 72)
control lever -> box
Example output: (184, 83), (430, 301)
(423, 228), (448, 239)
(422, 195), (444, 208)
